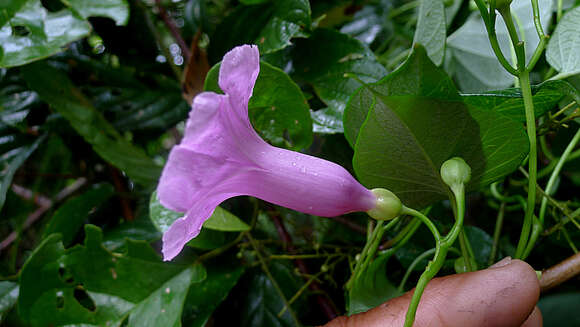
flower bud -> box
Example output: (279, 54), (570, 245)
(366, 188), (402, 221)
(440, 157), (471, 189)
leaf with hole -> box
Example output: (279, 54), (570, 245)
(43, 183), (115, 247)
(19, 225), (206, 327)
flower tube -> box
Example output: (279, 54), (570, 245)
(158, 45), (381, 260)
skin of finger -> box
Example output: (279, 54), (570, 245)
(521, 307), (542, 327)
(323, 260), (540, 327)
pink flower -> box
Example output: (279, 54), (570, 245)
(157, 45), (377, 260)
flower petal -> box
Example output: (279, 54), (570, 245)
(218, 44), (260, 109)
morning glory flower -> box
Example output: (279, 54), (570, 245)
(157, 45), (381, 261)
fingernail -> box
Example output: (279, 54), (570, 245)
(489, 256), (512, 269)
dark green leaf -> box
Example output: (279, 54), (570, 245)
(19, 225), (206, 326)
(209, 0), (311, 58)
(464, 226), (493, 268)
(0, 134), (45, 212)
(0, 0), (129, 68)
(538, 293), (580, 327)
(413, 0), (446, 66)
(348, 252), (402, 315)
(43, 183), (115, 246)
(240, 263), (302, 327)
(547, 6), (580, 78)
(205, 61), (313, 150)
(68, 0), (129, 26)
(353, 94), (529, 207)
(344, 45), (458, 146)
(182, 260), (245, 327)
(149, 191), (250, 234)
(292, 28), (387, 123)
(21, 62), (162, 186)
(446, 0), (552, 91)
(462, 80), (568, 121)
(0, 281), (18, 323)
(126, 268), (195, 327)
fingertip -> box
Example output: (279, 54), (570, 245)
(521, 306), (542, 327)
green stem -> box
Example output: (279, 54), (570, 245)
(473, 0), (519, 76)
(401, 186), (466, 327)
(515, 70), (538, 259)
(458, 229), (477, 271)
(539, 128), (580, 225)
(489, 202), (506, 265)
(398, 248), (437, 292)
(557, 0), (563, 22)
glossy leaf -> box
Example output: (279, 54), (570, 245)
(0, 134), (45, 212)
(43, 183), (115, 246)
(21, 62), (162, 186)
(546, 6), (580, 78)
(19, 225), (206, 327)
(182, 261), (245, 327)
(348, 252), (402, 315)
(209, 0), (311, 58)
(150, 191), (250, 233)
(292, 28), (387, 120)
(0, 282), (18, 323)
(0, 0), (129, 68)
(344, 45), (458, 146)
(69, 55), (190, 132)
(311, 107), (344, 134)
(462, 80), (568, 121)
(447, 0), (552, 91)
(464, 226), (493, 268)
(205, 61), (313, 150)
(239, 263), (302, 327)
(413, 0), (446, 66)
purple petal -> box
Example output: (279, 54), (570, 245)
(158, 44), (376, 261)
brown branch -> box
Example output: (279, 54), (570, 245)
(269, 210), (339, 320)
(1, 178), (87, 251)
(109, 166), (134, 221)
(154, 0), (191, 61)
(540, 251), (580, 292)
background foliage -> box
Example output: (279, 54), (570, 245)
(1, 0), (579, 326)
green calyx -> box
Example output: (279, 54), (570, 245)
(366, 188), (402, 221)
(440, 157), (471, 190)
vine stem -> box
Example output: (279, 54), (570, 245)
(538, 128), (580, 225)
(514, 70), (538, 259)
(402, 183), (466, 327)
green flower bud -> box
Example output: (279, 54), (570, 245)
(366, 188), (402, 221)
(440, 157), (471, 189)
